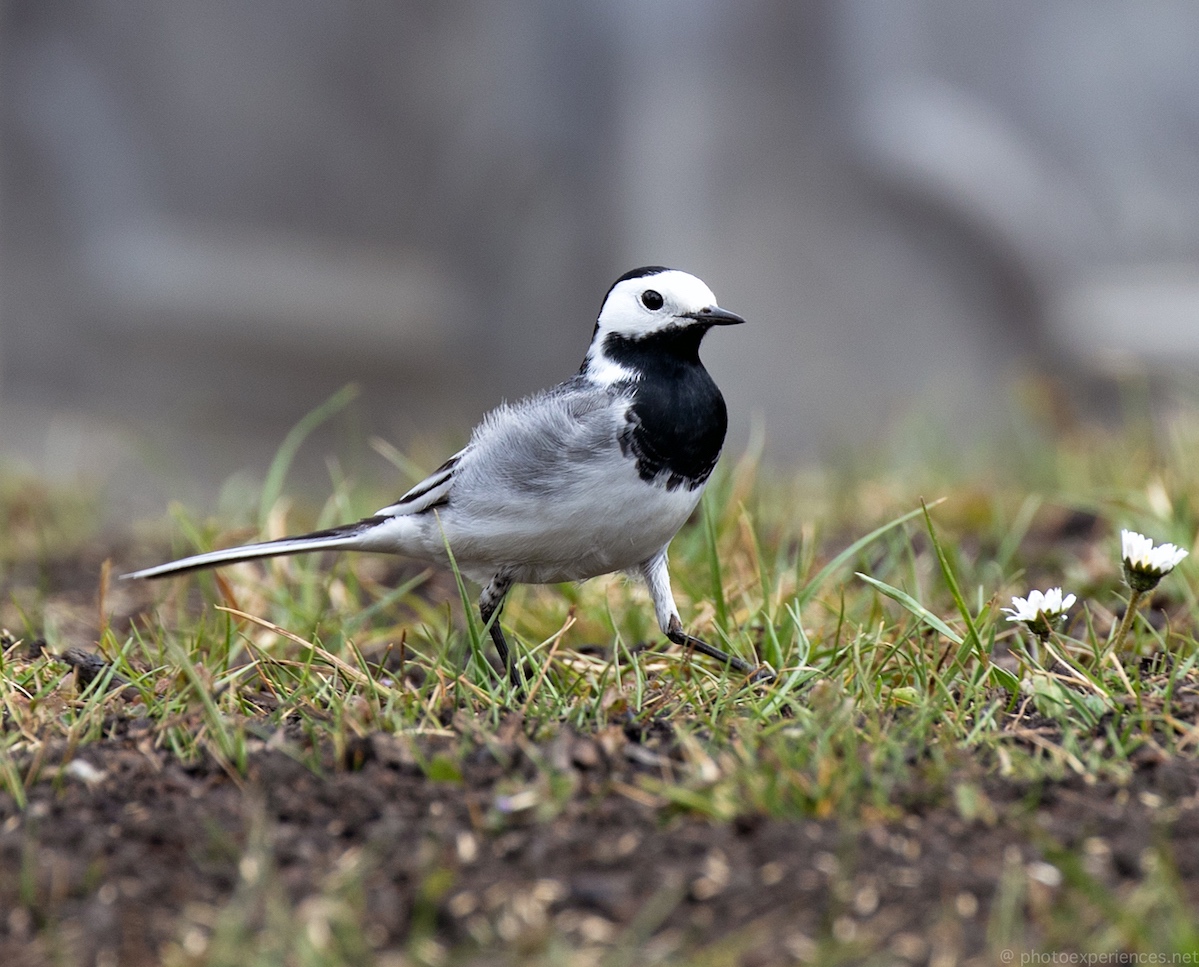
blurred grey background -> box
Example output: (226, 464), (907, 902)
(4, 1), (1199, 516)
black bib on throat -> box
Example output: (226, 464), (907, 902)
(606, 326), (728, 491)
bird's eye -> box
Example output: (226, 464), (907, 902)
(640, 289), (664, 310)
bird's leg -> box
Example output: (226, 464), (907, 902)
(479, 573), (522, 689)
(640, 552), (776, 684)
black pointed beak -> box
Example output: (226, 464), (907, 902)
(683, 305), (747, 326)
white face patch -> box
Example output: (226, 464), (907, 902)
(581, 269), (722, 385)
(595, 270), (720, 341)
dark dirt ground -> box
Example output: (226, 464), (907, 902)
(2, 713), (1199, 967)
(3, 513), (1199, 964)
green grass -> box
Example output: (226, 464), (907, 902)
(3, 388), (1199, 963)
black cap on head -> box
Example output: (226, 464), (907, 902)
(600, 266), (671, 309)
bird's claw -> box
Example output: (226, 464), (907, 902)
(666, 623), (774, 686)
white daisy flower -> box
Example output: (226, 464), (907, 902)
(1121, 529), (1188, 592)
(1003, 587), (1076, 639)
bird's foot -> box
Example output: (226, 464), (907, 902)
(665, 618), (776, 685)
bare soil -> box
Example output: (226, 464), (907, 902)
(2, 713), (1198, 966)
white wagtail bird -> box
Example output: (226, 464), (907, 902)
(125, 267), (772, 686)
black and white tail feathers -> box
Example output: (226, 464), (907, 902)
(122, 517), (387, 580)
(124, 449), (460, 581)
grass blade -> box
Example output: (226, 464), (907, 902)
(856, 572), (964, 645)
(259, 384), (359, 528)
(797, 501), (942, 608)
(920, 500), (988, 666)
(701, 493), (729, 630)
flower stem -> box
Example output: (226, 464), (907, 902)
(1111, 588), (1145, 653)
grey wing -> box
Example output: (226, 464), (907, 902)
(457, 382), (631, 501)
(378, 380), (693, 584)
(373, 381), (631, 520)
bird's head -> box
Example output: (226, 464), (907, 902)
(583, 267), (745, 385)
